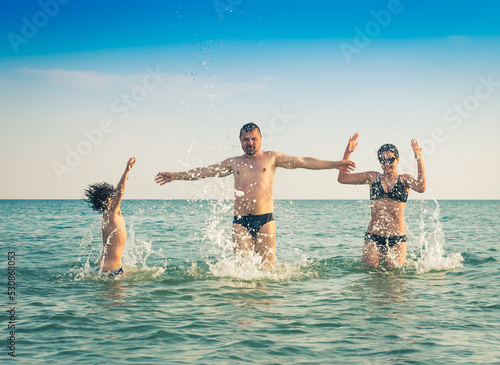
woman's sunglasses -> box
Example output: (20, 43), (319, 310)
(379, 157), (397, 164)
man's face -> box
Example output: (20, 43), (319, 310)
(240, 129), (262, 156)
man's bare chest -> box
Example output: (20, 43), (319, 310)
(233, 162), (275, 183)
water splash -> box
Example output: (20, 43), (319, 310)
(77, 215), (100, 270)
(208, 250), (318, 281)
(123, 213), (168, 271)
(406, 197), (463, 274)
(201, 199), (319, 281)
(71, 210), (167, 281)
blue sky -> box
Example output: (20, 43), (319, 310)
(1, 0), (500, 199)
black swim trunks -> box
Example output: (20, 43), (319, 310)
(365, 232), (406, 253)
(233, 213), (275, 238)
(95, 266), (124, 276)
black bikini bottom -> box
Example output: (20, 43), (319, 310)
(365, 232), (406, 253)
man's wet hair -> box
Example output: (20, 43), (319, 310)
(377, 144), (399, 162)
(239, 122), (261, 137)
(83, 182), (115, 213)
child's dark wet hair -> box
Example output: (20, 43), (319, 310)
(83, 182), (115, 213)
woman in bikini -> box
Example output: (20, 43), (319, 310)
(338, 133), (426, 269)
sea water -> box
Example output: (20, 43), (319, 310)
(1, 199), (499, 364)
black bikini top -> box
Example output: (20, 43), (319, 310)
(370, 175), (408, 203)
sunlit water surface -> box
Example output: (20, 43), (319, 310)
(1, 199), (499, 364)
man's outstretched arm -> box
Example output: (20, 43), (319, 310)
(155, 158), (233, 185)
(274, 152), (355, 171)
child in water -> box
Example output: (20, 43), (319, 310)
(83, 157), (136, 276)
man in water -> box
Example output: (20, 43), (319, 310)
(83, 157), (136, 276)
(155, 123), (354, 267)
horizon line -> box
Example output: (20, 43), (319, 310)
(1, 198), (499, 201)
